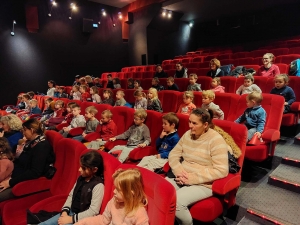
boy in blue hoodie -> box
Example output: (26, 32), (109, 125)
(137, 112), (180, 171)
(235, 91), (266, 141)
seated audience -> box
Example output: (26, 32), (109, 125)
(101, 89), (114, 106)
(134, 90), (147, 110)
(114, 90), (127, 106)
(236, 74), (262, 95)
(90, 86), (101, 104)
(40, 98), (55, 122)
(108, 109), (151, 163)
(257, 53), (280, 77)
(29, 99), (42, 115)
(134, 79), (143, 91)
(73, 75), (81, 86)
(0, 137), (14, 182)
(207, 58), (224, 78)
(166, 77), (180, 91)
(57, 86), (68, 98)
(93, 78), (102, 88)
(127, 78), (134, 89)
(71, 85), (81, 100)
(106, 74), (114, 89)
(235, 92), (266, 141)
(79, 77), (87, 86)
(46, 80), (56, 97)
(166, 108), (229, 225)
(174, 63), (188, 78)
(79, 85), (91, 102)
(177, 91), (196, 115)
(154, 64), (168, 78)
(270, 74), (296, 114)
(211, 77), (225, 93)
(113, 78), (121, 89)
(138, 112), (179, 171)
(27, 91), (35, 100)
(201, 90), (224, 120)
(147, 88), (163, 112)
(187, 74), (201, 91)
(85, 75), (94, 87)
(44, 100), (65, 126)
(74, 169), (149, 225)
(151, 77), (164, 91)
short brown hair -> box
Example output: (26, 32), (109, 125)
(167, 77), (174, 82)
(244, 74), (254, 82)
(27, 91), (35, 99)
(134, 90), (146, 98)
(73, 85), (80, 91)
(80, 85), (88, 91)
(85, 106), (98, 115)
(183, 91), (194, 99)
(202, 90), (215, 100)
(22, 118), (45, 135)
(22, 94), (30, 100)
(103, 89), (113, 97)
(67, 102), (77, 108)
(45, 98), (53, 103)
(209, 58), (221, 68)
(189, 73), (198, 80)
(71, 104), (80, 109)
(275, 74), (289, 83)
(134, 109), (147, 120)
(55, 100), (64, 107)
(102, 110), (113, 118)
(0, 137), (14, 161)
(90, 86), (99, 94)
(247, 91), (263, 104)
(162, 112), (179, 129)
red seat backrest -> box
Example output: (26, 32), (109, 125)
(277, 54), (300, 64)
(45, 130), (63, 153)
(192, 91), (202, 107)
(160, 90), (183, 113)
(235, 57), (254, 66)
(289, 47), (300, 54)
(175, 113), (190, 137)
(129, 67), (137, 72)
(133, 72), (143, 79)
(214, 93), (240, 121)
(248, 49), (268, 58)
(136, 66), (145, 72)
(197, 76), (212, 90)
(144, 65), (156, 72)
(142, 71), (155, 79)
(218, 53), (232, 60)
(186, 62), (200, 68)
(288, 77), (300, 101)
(197, 68), (209, 76)
(174, 78), (189, 91)
(219, 76), (237, 93)
(117, 72), (125, 79)
(221, 59), (235, 66)
(111, 106), (135, 135)
(276, 63), (289, 74)
(182, 58), (192, 64)
(232, 52), (249, 59)
(144, 110), (163, 148)
(192, 57), (204, 63)
(120, 79), (128, 89)
(271, 48), (289, 56)
(141, 78), (153, 90)
(124, 72), (134, 79)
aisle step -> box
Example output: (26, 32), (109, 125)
(245, 208), (293, 225)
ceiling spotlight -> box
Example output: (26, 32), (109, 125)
(52, 1), (57, 6)
(11, 20), (16, 36)
(118, 12), (122, 19)
(189, 21), (194, 27)
(162, 9), (166, 17)
(11, 32), (15, 36)
(13, 20), (16, 24)
(72, 5), (77, 10)
(101, 9), (106, 16)
(167, 11), (172, 18)
(69, 16), (72, 20)
(98, 21), (101, 24)
(48, 1), (57, 17)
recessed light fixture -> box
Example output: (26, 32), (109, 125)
(162, 9), (167, 17)
(118, 12), (122, 20)
(48, 1), (57, 17)
(189, 21), (194, 27)
(11, 20), (16, 36)
(102, 9), (106, 16)
(167, 11), (172, 18)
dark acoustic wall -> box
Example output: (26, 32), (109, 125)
(0, 0), (128, 107)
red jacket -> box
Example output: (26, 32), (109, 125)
(53, 108), (64, 118)
(81, 92), (92, 102)
(64, 113), (74, 124)
(98, 120), (118, 141)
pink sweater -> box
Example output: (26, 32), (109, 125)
(0, 158), (14, 182)
(177, 103), (196, 115)
(257, 64), (280, 77)
(75, 198), (149, 225)
(211, 85), (225, 93)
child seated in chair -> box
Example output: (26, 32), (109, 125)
(40, 98), (55, 122)
(16, 94), (31, 116)
(151, 77), (164, 91)
(90, 86), (101, 104)
(147, 88), (163, 112)
(113, 77), (121, 89)
(114, 90), (127, 106)
(235, 92), (266, 141)
(57, 86), (68, 98)
(71, 85), (81, 100)
(134, 90), (147, 110)
(101, 89), (114, 106)
(236, 74), (262, 95)
(137, 112), (179, 171)
(166, 76), (180, 91)
(93, 78), (102, 88)
(44, 100), (65, 126)
(108, 109), (151, 163)
(73, 106), (99, 142)
(19, 99), (42, 121)
(270, 74), (296, 114)
(87, 110), (117, 149)
(211, 77), (225, 93)
(187, 73), (202, 91)
(201, 90), (224, 120)
(134, 79), (143, 91)
(177, 91), (196, 115)
(127, 78), (134, 89)
(79, 85), (91, 102)
(59, 104), (86, 138)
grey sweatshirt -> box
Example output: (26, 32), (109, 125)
(116, 124), (151, 146)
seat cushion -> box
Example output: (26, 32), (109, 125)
(190, 197), (223, 222)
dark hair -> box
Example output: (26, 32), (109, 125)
(80, 150), (104, 179)
(162, 112), (179, 129)
(113, 77), (120, 84)
(191, 108), (214, 128)
(22, 118), (45, 135)
(134, 79), (141, 86)
(156, 64), (162, 68)
(48, 80), (56, 86)
(0, 137), (14, 161)
(27, 91), (35, 99)
(107, 73), (112, 78)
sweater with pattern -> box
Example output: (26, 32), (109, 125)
(169, 129), (229, 189)
(201, 102), (224, 120)
(116, 124), (151, 147)
(236, 84), (262, 95)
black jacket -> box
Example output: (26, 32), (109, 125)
(154, 71), (168, 78)
(147, 99), (163, 112)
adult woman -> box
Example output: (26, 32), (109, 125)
(206, 58), (224, 78)
(0, 118), (55, 202)
(47, 80), (56, 97)
(166, 108), (229, 225)
(257, 53), (280, 77)
(174, 63), (188, 78)
(0, 114), (23, 153)
(154, 64), (168, 78)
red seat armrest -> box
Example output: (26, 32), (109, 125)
(68, 127), (85, 136)
(12, 177), (51, 196)
(30, 194), (68, 213)
(129, 146), (158, 161)
(104, 140), (128, 151)
(2, 105), (16, 110)
(84, 132), (101, 142)
(56, 123), (69, 131)
(291, 102), (300, 112)
(212, 174), (241, 195)
(262, 129), (280, 142)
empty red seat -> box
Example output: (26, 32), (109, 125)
(144, 65), (156, 72)
(197, 76), (212, 90)
(162, 60), (173, 66)
(234, 57), (254, 65)
(173, 59), (182, 64)
(276, 54), (300, 64)
(132, 72), (143, 79)
(276, 63), (289, 74)
(135, 66), (145, 72)
(124, 72), (134, 78)
(117, 72), (125, 79)
(141, 78), (153, 90)
(289, 47), (300, 54)
(192, 57), (204, 63)
(214, 93), (240, 120)
(186, 62), (200, 68)
(160, 90), (183, 113)
(166, 69), (176, 77)
(232, 52), (249, 59)
(271, 48), (289, 56)
(141, 71), (155, 78)
(248, 49), (268, 58)
(182, 58), (193, 64)
(197, 68), (209, 76)
(128, 67), (137, 72)
(186, 51), (195, 55)
(221, 59), (235, 66)
(198, 62), (209, 68)
(164, 64), (175, 70)
(204, 55), (217, 62)
(219, 76), (237, 93)
(218, 53), (232, 60)
(174, 78), (189, 91)
(187, 68), (199, 75)
(121, 67), (130, 72)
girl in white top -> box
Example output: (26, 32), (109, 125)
(46, 80), (56, 97)
(72, 85), (82, 100)
(90, 86), (102, 103)
(236, 74), (262, 95)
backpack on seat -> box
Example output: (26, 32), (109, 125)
(289, 59), (300, 76)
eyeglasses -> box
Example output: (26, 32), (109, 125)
(134, 117), (142, 121)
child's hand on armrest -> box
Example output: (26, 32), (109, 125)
(96, 138), (103, 141)
(63, 127), (70, 132)
(82, 132), (86, 137)
(254, 132), (262, 138)
(109, 137), (116, 141)
(137, 143), (147, 148)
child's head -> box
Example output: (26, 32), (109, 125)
(90, 86), (99, 95)
(29, 99), (38, 108)
(72, 85), (80, 92)
(183, 91), (194, 104)
(211, 77), (221, 88)
(274, 74), (289, 89)
(202, 90), (215, 105)
(152, 77), (159, 86)
(209, 58), (221, 71)
(262, 53), (275, 65)
(246, 91), (263, 108)
(162, 112), (179, 131)
(79, 85), (88, 93)
(94, 78), (100, 84)
(176, 63), (183, 71)
(113, 77), (120, 85)
(58, 86), (65, 93)
(22, 94), (30, 102)
(103, 89), (113, 99)
(66, 102), (76, 113)
(71, 104), (81, 116)
(156, 64), (163, 73)
(79, 77), (86, 85)
(0, 137), (13, 161)
(113, 168), (147, 213)
(134, 109), (147, 126)
(107, 74), (112, 81)
(134, 90), (146, 101)
(27, 91), (35, 99)
(244, 74), (254, 87)
(85, 75), (93, 83)
(45, 98), (53, 107)
(134, 80), (141, 88)
(79, 150), (104, 179)
(85, 106), (98, 119)
(48, 80), (56, 88)
(17, 94), (23, 102)
(148, 88), (158, 100)
(55, 100), (64, 109)
(75, 75), (80, 82)
(101, 110), (113, 124)
(127, 78), (134, 86)
(189, 73), (198, 85)
(166, 77), (174, 86)
(116, 90), (125, 100)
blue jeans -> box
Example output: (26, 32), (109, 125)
(39, 210), (74, 225)
(72, 135), (84, 142)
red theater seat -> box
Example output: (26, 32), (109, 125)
(144, 65), (156, 72)
(186, 62), (200, 68)
(221, 59), (235, 66)
(142, 71), (155, 78)
(174, 78), (189, 91)
(197, 76), (212, 90)
(219, 76), (237, 93)
(248, 49), (268, 58)
(234, 57), (254, 66)
(160, 90), (183, 113)
(135, 66), (145, 72)
(182, 58), (193, 64)
(271, 48), (289, 56)
(232, 52), (249, 59)
(218, 53), (232, 60)
(289, 47), (300, 54)
(132, 72), (143, 79)
(192, 57), (204, 63)
(276, 63), (289, 74)
(277, 54), (300, 64)
(197, 68), (209, 76)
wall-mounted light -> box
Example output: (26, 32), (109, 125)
(118, 12), (122, 20)
(167, 11), (172, 18)
(162, 9), (167, 17)
(48, 1), (57, 17)
(11, 20), (16, 36)
(69, 3), (77, 20)
(113, 24), (116, 27)
(189, 20), (194, 27)
(101, 9), (106, 16)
